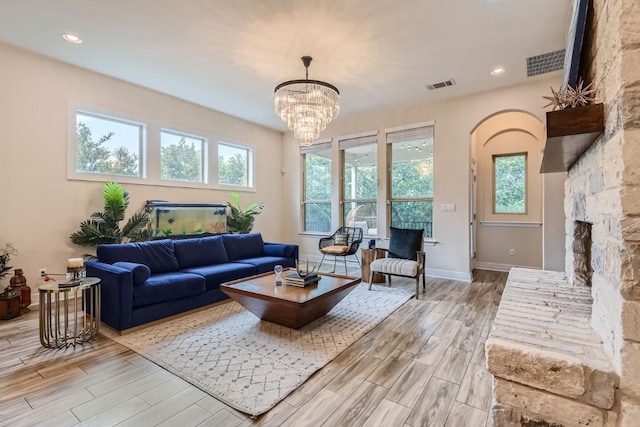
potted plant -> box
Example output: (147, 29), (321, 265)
(226, 192), (264, 234)
(0, 242), (17, 283)
(70, 182), (152, 249)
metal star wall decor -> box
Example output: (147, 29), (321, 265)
(542, 86), (566, 110)
(542, 79), (595, 110)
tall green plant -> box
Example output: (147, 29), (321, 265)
(70, 182), (151, 247)
(226, 192), (264, 234)
(0, 243), (17, 280)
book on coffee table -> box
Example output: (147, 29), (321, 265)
(285, 272), (320, 287)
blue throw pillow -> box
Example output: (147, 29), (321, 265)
(97, 240), (180, 274)
(113, 262), (151, 285)
(222, 233), (264, 260)
(174, 236), (229, 269)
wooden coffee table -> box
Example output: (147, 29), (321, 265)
(220, 270), (361, 329)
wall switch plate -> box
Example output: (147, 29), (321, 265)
(509, 249), (515, 256)
(441, 203), (456, 212)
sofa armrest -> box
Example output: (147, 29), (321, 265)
(85, 260), (134, 331)
(263, 242), (299, 260)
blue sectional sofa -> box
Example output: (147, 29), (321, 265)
(85, 233), (298, 332)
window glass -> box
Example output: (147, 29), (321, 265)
(389, 135), (433, 238)
(76, 112), (142, 176)
(218, 142), (251, 187)
(160, 130), (205, 183)
(303, 146), (332, 232)
(342, 144), (377, 235)
(494, 153), (526, 213)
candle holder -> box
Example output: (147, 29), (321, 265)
(67, 266), (84, 280)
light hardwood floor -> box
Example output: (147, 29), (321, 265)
(0, 268), (506, 427)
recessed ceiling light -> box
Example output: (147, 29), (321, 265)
(62, 33), (82, 44)
(491, 66), (506, 76)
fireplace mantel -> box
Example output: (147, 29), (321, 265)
(540, 103), (604, 173)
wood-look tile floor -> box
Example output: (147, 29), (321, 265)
(0, 268), (506, 427)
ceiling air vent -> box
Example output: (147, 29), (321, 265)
(425, 79), (456, 91)
(526, 49), (565, 77)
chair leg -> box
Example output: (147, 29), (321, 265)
(343, 256), (348, 275)
(368, 270), (374, 290)
(422, 271), (426, 290)
(415, 276), (420, 300)
(318, 253), (327, 272)
(331, 256), (337, 273)
(388, 275), (392, 287)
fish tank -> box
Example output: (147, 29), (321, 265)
(145, 201), (227, 238)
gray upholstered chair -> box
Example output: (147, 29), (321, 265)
(368, 227), (425, 298)
(318, 226), (363, 274)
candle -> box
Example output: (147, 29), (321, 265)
(68, 258), (84, 269)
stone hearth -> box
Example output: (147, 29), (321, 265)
(486, 268), (616, 426)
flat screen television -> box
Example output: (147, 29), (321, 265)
(562, 0), (589, 90)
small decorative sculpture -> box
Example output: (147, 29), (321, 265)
(295, 259), (319, 277)
(542, 78), (595, 110)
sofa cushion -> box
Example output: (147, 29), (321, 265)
(183, 263), (256, 291)
(97, 240), (180, 274)
(113, 262), (151, 285)
(222, 233), (264, 261)
(132, 272), (205, 308)
(233, 257), (295, 274)
(262, 243), (297, 258)
(174, 236), (229, 269)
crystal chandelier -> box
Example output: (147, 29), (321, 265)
(274, 56), (340, 146)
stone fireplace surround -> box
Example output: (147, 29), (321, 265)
(485, 0), (640, 425)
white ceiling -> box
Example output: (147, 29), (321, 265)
(0, 0), (571, 131)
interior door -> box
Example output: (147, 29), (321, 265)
(470, 161), (477, 261)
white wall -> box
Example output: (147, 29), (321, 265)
(543, 172), (566, 271)
(282, 74), (563, 279)
(0, 42), (286, 293)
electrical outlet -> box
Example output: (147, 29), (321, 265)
(39, 268), (47, 278)
(509, 249), (515, 256)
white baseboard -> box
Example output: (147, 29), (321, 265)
(475, 262), (541, 272)
(425, 268), (472, 282)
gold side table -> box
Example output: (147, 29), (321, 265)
(39, 277), (101, 348)
(361, 248), (386, 283)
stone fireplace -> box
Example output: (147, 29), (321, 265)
(486, 0), (640, 425)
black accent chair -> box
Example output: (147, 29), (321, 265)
(368, 227), (426, 298)
(318, 227), (364, 275)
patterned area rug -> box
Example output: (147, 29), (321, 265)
(112, 283), (413, 416)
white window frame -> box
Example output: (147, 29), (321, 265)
(386, 122), (435, 239)
(67, 102), (257, 190)
(68, 105), (147, 183)
(301, 139), (333, 233)
(159, 128), (208, 184)
(339, 132), (378, 236)
(493, 152), (528, 215)
(216, 140), (255, 190)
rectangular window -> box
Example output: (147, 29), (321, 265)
(493, 153), (527, 214)
(160, 130), (206, 183)
(301, 141), (332, 233)
(218, 142), (253, 187)
(75, 111), (143, 177)
(340, 133), (378, 236)
(387, 124), (434, 238)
